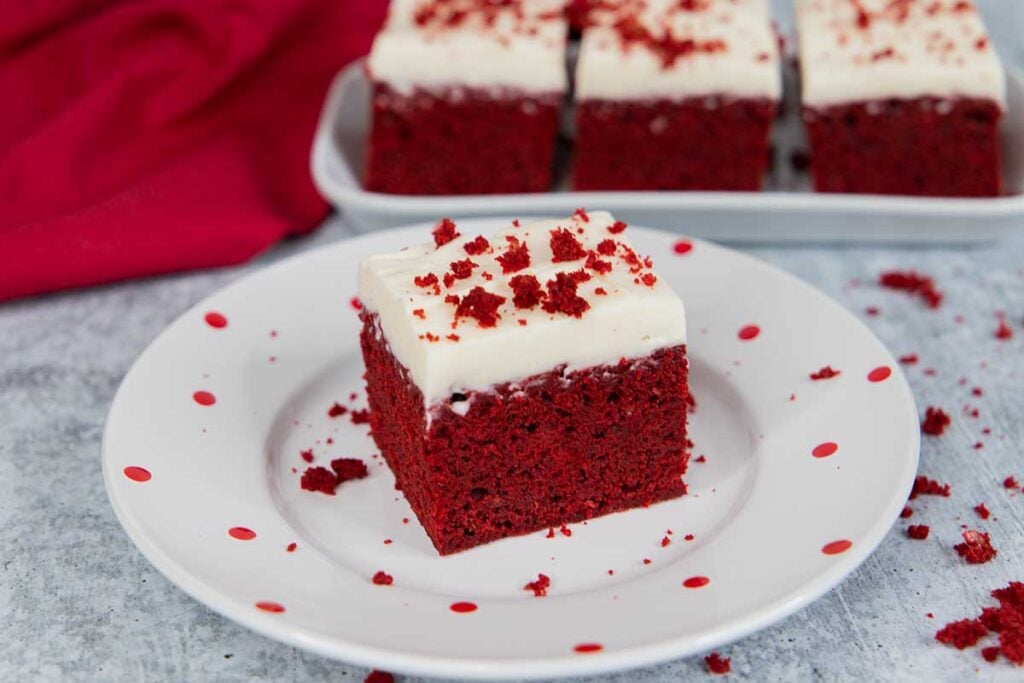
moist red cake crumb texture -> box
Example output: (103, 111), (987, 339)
(359, 312), (689, 555)
(300, 458), (369, 495)
(936, 581), (1024, 666)
(956, 530), (997, 564)
(804, 98), (1002, 197)
(879, 270), (943, 309)
(365, 84), (560, 195)
(906, 524), (930, 540)
(921, 406), (952, 436)
(523, 573), (551, 597)
(910, 476), (951, 499)
(705, 652), (732, 675)
(572, 98), (775, 190)
(371, 571), (394, 586)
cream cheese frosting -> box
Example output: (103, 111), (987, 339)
(575, 0), (781, 102)
(358, 212), (688, 406)
(796, 0), (1006, 108)
(366, 0), (569, 95)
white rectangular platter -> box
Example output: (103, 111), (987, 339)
(311, 60), (1024, 243)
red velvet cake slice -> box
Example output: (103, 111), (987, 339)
(796, 0), (1006, 197)
(357, 212), (689, 554)
(364, 0), (568, 195)
(572, 0), (781, 191)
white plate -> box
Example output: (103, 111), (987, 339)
(104, 219), (920, 680)
(311, 60), (1024, 242)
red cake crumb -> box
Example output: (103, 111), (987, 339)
(351, 409), (372, 425)
(560, 524), (572, 537)
(550, 228), (587, 262)
(661, 536), (671, 547)
(899, 354), (919, 365)
(907, 525), (930, 540)
(433, 218), (460, 247)
(455, 287), (506, 328)
(446, 333), (460, 342)
(936, 618), (989, 649)
(607, 220), (627, 234)
(810, 366), (841, 380)
(328, 402), (348, 418)
(995, 315), (1014, 340)
(694, 455), (706, 463)
(542, 271), (591, 317)
(300, 467), (339, 495)
(496, 236), (531, 273)
(596, 239), (617, 256)
(413, 309), (426, 319)
(443, 273), (455, 288)
(300, 449), (314, 463)
(921, 407), (952, 436)
(684, 533), (695, 541)
(910, 476), (951, 499)
(371, 571), (394, 586)
(546, 527), (555, 539)
(364, 671), (394, 683)
(594, 287), (607, 296)
(414, 273), (440, 293)
(449, 259), (478, 280)
(639, 273), (657, 287)
(879, 270), (943, 309)
(574, 207), (590, 222)
(705, 652), (731, 675)
(331, 458), (369, 482)
(286, 542), (297, 552)
(975, 503), (991, 520)
(585, 252), (613, 273)
(956, 530), (997, 564)
(509, 274), (546, 309)
(523, 573), (551, 597)
(982, 646), (1001, 663)
(900, 506), (913, 518)
(463, 235), (490, 255)
(1005, 476), (1020, 490)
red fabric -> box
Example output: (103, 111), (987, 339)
(0, 0), (387, 301)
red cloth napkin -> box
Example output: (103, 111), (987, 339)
(0, 0), (386, 302)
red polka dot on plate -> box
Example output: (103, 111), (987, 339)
(204, 312), (228, 329)
(683, 576), (710, 589)
(450, 601), (477, 613)
(822, 539), (853, 555)
(574, 643), (604, 654)
(255, 601), (285, 613)
(123, 466), (151, 482)
(228, 527), (256, 541)
(738, 325), (760, 341)
(673, 240), (693, 255)
(812, 442), (839, 458)
(193, 390), (216, 406)
(867, 366), (892, 383)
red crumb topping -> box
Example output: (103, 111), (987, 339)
(414, 272), (440, 293)
(574, 207), (590, 222)
(300, 449), (314, 463)
(899, 353), (919, 365)
(300, 467), (339, 495)
(594, 287), (607, 296)
(331, 458), (369, 482)
(524, 573), (551, 597)
(694, 455), (706, 463)
(910, 476), (951, 499)
(640, 273), (657, 287)
(443, 272), (455, 288)
(705, 652), (731, 675)
(613, 13), (727, 69)
(900, 506), (913, 518)
(936, 618), (989, 649)
(350, 408), (371, 425)
(496, 236), (531, 273)
(509, 274), (546, 310)
(921, 406), (952, 436)
(463, 235), (490, 255)
(446, 333), (460, 341)
(907, 524), (930, 540)
(328, 402), (348, 418)
(661, 536), (671, 547)
(607, 220), (627, 234)
(433, 218), (460, 247)
(585, 252), (613, 273)
(444, 294), (460, 306)
(981, 646), (1001, 663)
(455, 286), (507, 327)
(560, 524), (572, 537)
(975, 503), (991, 520)
(1005, 476), (1020, 490)
(879, 270), (943, 309)
(286, 542), (297, 552)
(413, 308), (426, 319)
(550, 228), (587, 262)
(449, 258), (478, 280)
(596, 238), (617, 256)
(956, 530), (997, 564)
(542, 271), (591, 318)
(364, 671), (394, 683)
(371, 571), (393, 586)
(810, 366), (841, 380)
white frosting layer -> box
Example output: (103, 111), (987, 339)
(358, 212), (688, 406)
(575, 0), (781, 102)
(796, 0), (1006, 108)
(367, 0), (568, 95)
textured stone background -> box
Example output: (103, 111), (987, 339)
(2, 215), (1023, 682)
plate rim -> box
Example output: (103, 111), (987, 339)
(103, 219), (921, 680)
